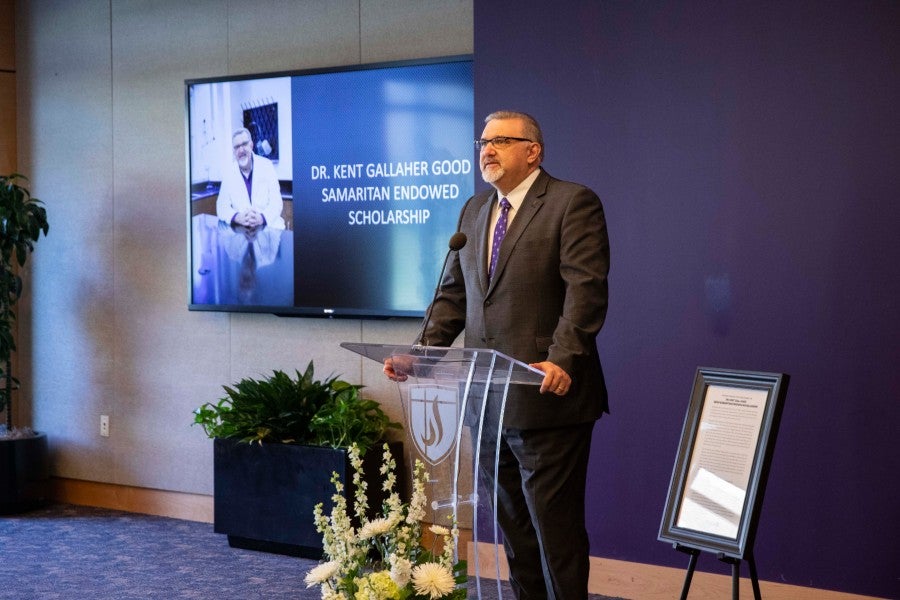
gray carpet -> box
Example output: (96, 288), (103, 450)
(0, 503), (626, 599)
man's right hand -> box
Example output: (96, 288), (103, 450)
(234, 209), (263, 228)
(383, 355), (414, 382)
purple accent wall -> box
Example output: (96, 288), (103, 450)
(475, 2), (899, 597)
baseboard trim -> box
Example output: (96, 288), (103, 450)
(50, 477), (213, 523)
(467, 540), (884, 600)
(49, 479), (882, 600)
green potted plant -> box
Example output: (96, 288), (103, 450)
(193, 361), (402, 557)
(0, 174), (50, 514)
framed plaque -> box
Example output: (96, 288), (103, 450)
(658, 368), (789, 558)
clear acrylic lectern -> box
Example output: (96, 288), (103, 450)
(341, 342), (544, 599)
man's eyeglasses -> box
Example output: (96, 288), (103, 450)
(474, 136), (533, 150)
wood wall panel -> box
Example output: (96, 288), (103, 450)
(0, 0), (13, 71)
(0, 72), (14, 173)
(0, 0), (14, 174)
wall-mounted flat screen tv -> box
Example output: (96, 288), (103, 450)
(186, 56), (474, 318)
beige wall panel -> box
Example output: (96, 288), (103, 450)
(361, 0), (473, 62)
(108, 1), (228, 491)
(227, 314), (361, 381)
(226, 0), (360, 74)
(16, 0), (117, 482)
(17, 0), (472, 496)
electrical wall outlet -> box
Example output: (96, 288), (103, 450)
(100, 415), (110, 437)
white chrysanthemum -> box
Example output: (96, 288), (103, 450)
(389, 554), (412, 586)
(428, 524), (450, 537)
(304, 560), (340, 587)
(411, 562), (456, 599)
(358, 517), (394, 540)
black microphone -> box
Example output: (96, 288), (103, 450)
(447, 231), (467, 252)
(416, 232), (467, 347)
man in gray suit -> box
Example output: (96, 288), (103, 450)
(386, 110), (610, 599)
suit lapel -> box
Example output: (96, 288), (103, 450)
(476, 192), (495, 293)
(486, 171), (549, 293)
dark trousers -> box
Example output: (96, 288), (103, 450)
(480, 421), (595, 600)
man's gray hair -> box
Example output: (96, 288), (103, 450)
(232, 127), (252, 141)
(484, 110), (544, 162)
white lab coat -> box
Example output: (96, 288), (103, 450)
(216, 154), (285, 230)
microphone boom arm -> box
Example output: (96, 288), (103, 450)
(416, 232), (467, 347)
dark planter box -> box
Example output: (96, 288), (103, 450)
(213, 438), (403, 558)
(0, 432), (50, 515)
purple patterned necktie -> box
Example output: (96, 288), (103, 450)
(489, 197), (511, 279)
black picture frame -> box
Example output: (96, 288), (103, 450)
(658, 367), (789, 559)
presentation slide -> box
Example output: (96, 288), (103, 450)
(187, 58), (473, 317)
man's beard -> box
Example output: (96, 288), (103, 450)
(481, 164), (504, 184)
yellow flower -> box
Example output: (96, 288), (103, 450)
(411, 562), (456, 599)
(354, 570), (399, 599)
(428, 524), (450, 536)
(304, 560), (340, 587)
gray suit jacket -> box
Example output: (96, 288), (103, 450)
(422, 169), (610, 429)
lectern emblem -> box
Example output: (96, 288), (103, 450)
(408, 385), (459, 466)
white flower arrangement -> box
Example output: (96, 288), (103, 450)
(305, 443), (467, 600)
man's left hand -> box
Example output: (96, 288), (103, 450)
(530, 361), (572, 396)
